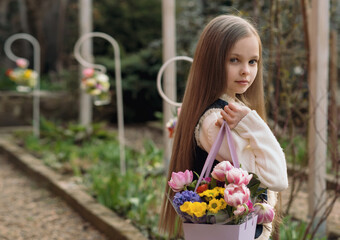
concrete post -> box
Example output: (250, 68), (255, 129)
(78, 0), (93, 127)
(308, 0), (329, 236)
(162, 0), (176, 170)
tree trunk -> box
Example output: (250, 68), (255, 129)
(56, 0), (68, 73)
(0, 0), (10, 27)
(329, 31), (338, 170)
(17, 0), (31, 59)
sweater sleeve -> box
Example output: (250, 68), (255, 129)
(196, 110), (289, 192)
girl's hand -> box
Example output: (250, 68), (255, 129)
(215, 102), (251, 129)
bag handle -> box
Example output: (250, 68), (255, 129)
(195, 121), (239, 191)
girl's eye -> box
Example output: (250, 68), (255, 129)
(230, 58), (238, 63)
(249, 59), (258, 65)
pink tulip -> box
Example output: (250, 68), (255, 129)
(83, 68), (95, 78)
(226, 168), (253, 185)
(246, 199), (254, 212)
(211, 161), (234, 182)
(254, 203), (275, 224)
(224, 183), (250, 207)
(177, 107), (181, 117)
(168, 170), (193, 192)
(234, 204), (248, 216)
(16, 58), (29, 68)
(202, 177), (211, 183)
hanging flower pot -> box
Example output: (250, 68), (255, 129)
(93, 91), (111, 106)
(81, 68), (111, 106)
(6, 58), (38, 92)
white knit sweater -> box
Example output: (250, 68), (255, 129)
(194, 96), (288, 239)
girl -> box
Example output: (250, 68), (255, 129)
(159, 15), (288, 240)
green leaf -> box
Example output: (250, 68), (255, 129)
(247, 172), (263, 198)
(210, 177), (217, 189)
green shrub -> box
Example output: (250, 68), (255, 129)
(86, 139), (165, 238)
(279, 216), (328, 240)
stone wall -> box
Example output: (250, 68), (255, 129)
(0, 91), (78, 126)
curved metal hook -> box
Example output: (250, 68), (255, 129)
(4, 33), (41, 138)
(74, 31), (126, 175)
(157, 56), (193, 107)
(74, 32), (118, 73)
(4, 33), (41, 74)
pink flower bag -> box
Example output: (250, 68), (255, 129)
(182, 121), (258, 240)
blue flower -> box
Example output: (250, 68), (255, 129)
(173, 190), (201, 209)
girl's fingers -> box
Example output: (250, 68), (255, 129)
(224, 105), (235, 117)
(227, 102), (237, 111)
(220, 110), (229, 120)
(215, 118), (224, 127)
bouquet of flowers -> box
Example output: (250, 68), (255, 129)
(167, 121), (274, 239)
(168, 162), (274, 226)
(81, 68), (111, 105)
(6, 58), (38, 92)
(166, 107), (181, 138)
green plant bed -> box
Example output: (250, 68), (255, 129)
(279, 216), (327, 240)
(14, 119), (167, 239)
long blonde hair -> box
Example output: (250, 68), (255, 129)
(159, 15), (265, 237)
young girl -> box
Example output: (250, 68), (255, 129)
(159, 15), (288, 240)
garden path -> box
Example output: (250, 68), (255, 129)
(0, 154), (108, 240)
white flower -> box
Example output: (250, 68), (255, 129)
(293, 66), (304, 76)
(97, 73), (109, 82)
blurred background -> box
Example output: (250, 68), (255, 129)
(0, 1), (339, 240)
(1, 0), (338, 125)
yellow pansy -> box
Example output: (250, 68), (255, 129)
(180, 202), (191, 214)
(190, 202), (207, 218)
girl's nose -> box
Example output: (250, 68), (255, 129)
(240, 64), (250, 75)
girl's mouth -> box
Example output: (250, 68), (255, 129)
(236, 80), (249, 85)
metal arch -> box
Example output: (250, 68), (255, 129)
(4, 33), (41, 138)
(73, 32), (126, 175)
(156, 56), (193, 107)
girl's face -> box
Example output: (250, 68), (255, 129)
(225, 35), (259, 98)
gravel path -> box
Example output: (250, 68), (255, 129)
(0, 154), (108, 240)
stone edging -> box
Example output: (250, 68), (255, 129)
(0, 138), (148, 240)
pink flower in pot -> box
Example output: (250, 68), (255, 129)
(234, 199), (254, 216)
(82, 68), (95, 78)
(226, 168), (253, 185)
(224, 183), (250, 207)
(168, 170), (193, 192)
(16, 58), (29, 68)
(233, 204), (248, 216)
(211, 161), (233, 182)
(254, 203), (275, 224)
